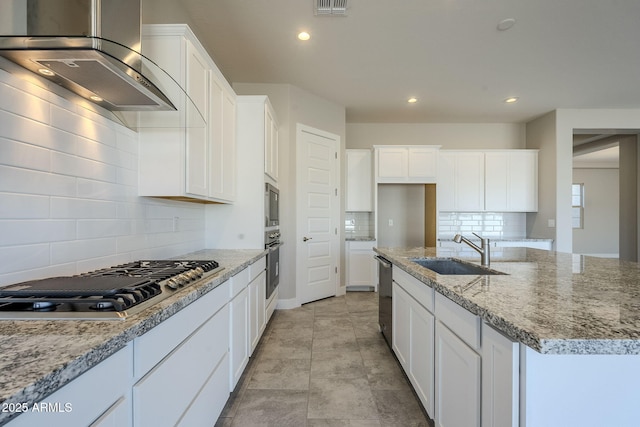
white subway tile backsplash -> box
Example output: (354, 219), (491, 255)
(0, 165), (77, 197)
(0, 220), (77, 246)
(0, 71), (206, 286)
(51, 238), (118, 265)
(0, 137), (51, 171)
(438, 212), (527, 239)
(0, 78), (50, 124)
(50, 104), (118, 146)
(50, 197), (117, 219)
(0, 244), (51, 275)
(0, 193), (50, 218)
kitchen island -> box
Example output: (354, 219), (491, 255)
(376, 246), (640, 427)
(0, 249), (266, 426)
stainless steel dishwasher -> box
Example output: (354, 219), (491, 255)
(376, 255), (393, 348)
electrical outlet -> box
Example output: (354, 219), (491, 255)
(388, 219), (394, 226)
(548, 219), (555, 228)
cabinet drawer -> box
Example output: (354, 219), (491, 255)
(134, 280), (229, 377)
(393, 267), (434, 312)
(348, 240), (376, 251)
(134, 303), (229, 426)
(435, 292), (480, 351)
(7, 345), (132, 427)
(249, 257), (266, 282)
(230, 267), (250, 298)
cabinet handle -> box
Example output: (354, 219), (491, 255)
(303, 237), (312, 242)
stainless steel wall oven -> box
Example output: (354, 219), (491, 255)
(265, 230), (281, 299)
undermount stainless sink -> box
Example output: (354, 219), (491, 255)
(410, 258), (507, 275)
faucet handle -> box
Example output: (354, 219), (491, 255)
(472, 232), (489, 244)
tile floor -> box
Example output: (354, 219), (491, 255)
(215, 291), (434, 426)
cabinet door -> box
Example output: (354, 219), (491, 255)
(392, 282), (411, 370)
(185, 41), (210, 197)
(482, 323), (519, 427)
(264, 105), (278, 182)
(485, 151), (538, 212)
(435, 321), (481, 427)
(377, 147), (408, 180)
(229, 286), (249, 391)
(346, 150), (373, 211)
(346, 241), (377, 288)
(209, 82), (237, 202)
(438, 151), (484, 211)
(249, 270), (267, 354)
(409, 298), (435, 419)
(221, 89), (237, 200)
(408, 147), (437, 182)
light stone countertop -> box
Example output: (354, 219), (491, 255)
(0, 249), (266, 425)
(374, 246), (640, 355)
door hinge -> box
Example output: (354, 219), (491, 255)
(335, 227), (337, 235)
(335, 152), (338, 159)
(335, 266), (338, 274)
(335, 188), (338, 196)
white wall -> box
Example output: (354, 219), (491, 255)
(525, 111), (558, 245)
(0, 70), (206, 287)
(346, 123), (526, 149)
(572, 168), (619, 256)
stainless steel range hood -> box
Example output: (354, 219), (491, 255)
(0, 0), (198, 129)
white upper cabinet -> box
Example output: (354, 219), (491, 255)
(438, 150), (538, 212)
(346, 149), (373, 211)
(264, 105), (279, 183)
(438, 151), (485, 212)
(208, 74), (237, 202)
(139, 24), (236, 203)
(375, 146), (440, 183)
(485, 150), (538, 212)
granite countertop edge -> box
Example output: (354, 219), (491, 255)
(0, 248), (266, 424)
(374, 247), (640, 356)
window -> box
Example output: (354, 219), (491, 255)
(572, 183), (584, 229)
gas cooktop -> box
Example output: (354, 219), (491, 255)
(0, 260), (223, 320)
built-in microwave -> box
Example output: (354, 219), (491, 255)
(265, 183), (279, 227)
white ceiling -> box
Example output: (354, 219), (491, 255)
(179, 0), (640, 124)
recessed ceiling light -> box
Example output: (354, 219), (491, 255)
(407, 97), (418, 104)
(497, 18), (516, 31)
(90, 95), (104, 102)
(298, 31), (311, 41)
(504, 97), (519, 104)
(38, 68), (55, 76)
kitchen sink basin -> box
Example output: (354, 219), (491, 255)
(410, 258), (506, 275)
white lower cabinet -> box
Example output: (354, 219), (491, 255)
(6, 345), (133, 427)
(346, 241), (377, 289)
(249, 270), (267, 354)
(133, 282), (230, 427)
(392, 266), (519, 427)
(482, 322), (519, 427)
(435, 322), (481, 427)
(229, 285), (249, 391)
(230, 257), (267, 390)
(392, 272), (435, 419)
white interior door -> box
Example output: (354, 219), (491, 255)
(296, 124), (340, 305)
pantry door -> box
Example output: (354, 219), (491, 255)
(296, 124), (340, 305)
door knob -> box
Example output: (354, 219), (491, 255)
(303, 236), (312, 242)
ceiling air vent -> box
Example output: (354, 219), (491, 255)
(315, 0), (348, 16)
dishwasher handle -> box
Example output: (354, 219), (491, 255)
(374, 255), (392, 269)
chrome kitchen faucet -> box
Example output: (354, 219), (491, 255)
(453, 232), (491, 266)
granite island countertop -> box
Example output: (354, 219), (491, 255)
(0, 249), (266, 425)
(375, 246), (640, 355)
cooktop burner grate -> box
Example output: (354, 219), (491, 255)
(0, 259), (221, 320)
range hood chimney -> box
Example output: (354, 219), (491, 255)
(0, 0), (176, 113)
